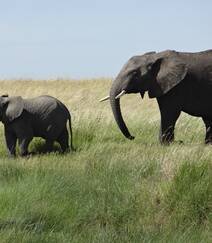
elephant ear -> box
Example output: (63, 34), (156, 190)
(149, 56), (188, 97)
(6, 96), (24, 122)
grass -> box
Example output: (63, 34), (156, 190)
(0, 78), (211, 242)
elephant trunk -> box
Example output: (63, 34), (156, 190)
(110, 81), (134, 140)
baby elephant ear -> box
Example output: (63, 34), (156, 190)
(6, 96), (24, 122)
(155, 56), (188, 95)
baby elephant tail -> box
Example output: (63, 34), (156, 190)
(68, 114), (74, 151)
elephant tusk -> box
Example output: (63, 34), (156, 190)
(115, 90), (126, 99)
(99, 95), (110, 102)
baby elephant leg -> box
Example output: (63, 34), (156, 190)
(4, 128), (17, 157)
(18, 137), (32, 156)
(12, 118), (33, 156)
(202, 118), (212, 144)
(57, 128), (70, 153)
(44, 140), (54, 153)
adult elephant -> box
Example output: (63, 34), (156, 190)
(100, 50), (212, 144)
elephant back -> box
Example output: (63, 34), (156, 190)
(24, 95), (70, 120)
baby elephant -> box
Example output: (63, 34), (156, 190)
(0, 95), (73, 156)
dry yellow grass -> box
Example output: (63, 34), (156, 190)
(0, 78), (159, 122)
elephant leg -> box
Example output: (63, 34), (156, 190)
(158, 105), (181, 144)
(159, 114), (180, 144)
(4, 127), (17, 156)
(157, 95), (181, 144)
(202, 118), (212, 144)
(57, 128), (70, 153)
(18, 137), (32, 156)
(44, 140), (54, 152)
(12, 119), (33, 156)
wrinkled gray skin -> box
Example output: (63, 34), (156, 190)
(107, 50), (212, 144)
(0, 95), (73, 156)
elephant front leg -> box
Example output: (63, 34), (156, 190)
(18, 137), (32, 156)
(202, 118), (212, 144)
(157, 96), (181, 145)
(159, 123), (175, 144)
(159, 110), (181, 145)
(14, 122), (33, 156)
(5, 128), (17, 157)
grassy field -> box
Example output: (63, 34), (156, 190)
(0, 79), (211, 242)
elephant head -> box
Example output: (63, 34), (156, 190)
(100, 50), (188, 139)
(0, 95), (24, 123)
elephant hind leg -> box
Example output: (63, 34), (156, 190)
(18, 137), (33, 156)
(202, 118), (212, 144)
(56, 128), (70, 153)
(44, 139), (54, 152)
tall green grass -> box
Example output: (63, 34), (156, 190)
(0, 79), (211, 242)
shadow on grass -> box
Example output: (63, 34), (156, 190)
(27, 138), (75, 156)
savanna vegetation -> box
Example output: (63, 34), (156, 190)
(0, 79), (211, 242)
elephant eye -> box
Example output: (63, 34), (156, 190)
(147, 64), (152, 70)
(132, 70), (139, 76)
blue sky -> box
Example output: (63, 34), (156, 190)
(1, 0), (212, 79)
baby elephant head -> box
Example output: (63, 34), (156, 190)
(0, 95), (24, 123)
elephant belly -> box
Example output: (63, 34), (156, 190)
(182, 83), (212, 119)
(32, 120), (65, 140)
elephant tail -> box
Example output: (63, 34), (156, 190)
(68, 114), (74, 151)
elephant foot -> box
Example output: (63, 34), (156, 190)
(61, 147), (72, 154)
(159, 137), (174, 145)
(160, 140), (183, 146)
(160, 140), (173, 146)
(159, 133), (175, 145)
(175, 140), (184, 145)
(20, 151), (29, 157)
(8, 154), (16, 159)
(205, 139), (212, 145)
